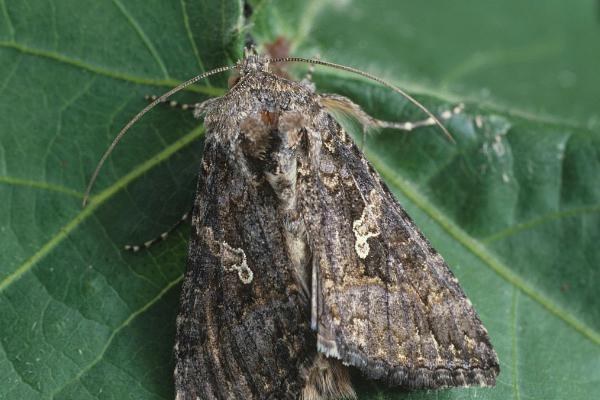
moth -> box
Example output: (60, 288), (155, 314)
(84, 48), (499, 399)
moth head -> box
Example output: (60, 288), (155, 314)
(84, 53), (453, 208)
(238, 46), (270, 75)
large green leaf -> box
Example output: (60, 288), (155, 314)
(1, 1), (598, 399)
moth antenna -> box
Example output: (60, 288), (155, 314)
(82, 64), (237, 207)
(270, 57), (455, 143)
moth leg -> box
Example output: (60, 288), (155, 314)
(124, 211), (190, 252)
(320, 93), (464, 145)
(378, 102), (465, 131)
(191, 97), (221, 119)
(303, 62), (315, 82)
(144, 94), (197, 111)
(300, 54), (320, 92)
(144, 95), (217, 120)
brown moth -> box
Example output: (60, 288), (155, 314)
(84, 48), (499, 400)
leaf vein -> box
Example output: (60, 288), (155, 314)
(0, 0), (14, 38)
(0, 48), (20, 96)
(43, 77), (98, 188)
(104, 357), (165, 398)
(51, 274), (183, 398)
(0, 41), (224, 96)
(291, 0), (324, 51)
(0, 176), (83, 199)
(34, 271), (110, 332)
(0, 125), (204, 293)
(319, 73), (589, 131)
(100, 91), (138, 191)
(48, 0), (59, 50)
(110, 0), (170, 79)
(92, 211), (163, 292)
(0, 342), (45, 395)
(179, 0), (209, 77)
(440, 41), (562, 87)
(483, 204), (600, 244)
(50, 275), (182, 399)
(366, 149), (600, 345)
(511, 288), (521, 400)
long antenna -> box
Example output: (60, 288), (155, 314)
(82, 64), (236, 207)
(270, 57), (454, 143)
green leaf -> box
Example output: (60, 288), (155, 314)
(1, 1), (598, 400)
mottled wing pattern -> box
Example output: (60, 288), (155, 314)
(300, 114), (499, 389)
(174, 138), (315, 400)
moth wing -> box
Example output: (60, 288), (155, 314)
(302, 124), (499, 389)
(174, 140), (314, 400)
